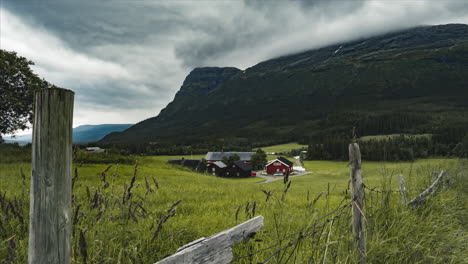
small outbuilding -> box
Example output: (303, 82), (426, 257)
(85, 147), (105, 153)
(221, 161), (252, 178)
(207, 161), (227, 176)
(266, 157), (294, 175)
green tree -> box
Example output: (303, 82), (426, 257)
(196, 158), (208, 172)
(251, 148), (267, 170)
(222, 154), (240, 164)
(0, 50), (51, 141)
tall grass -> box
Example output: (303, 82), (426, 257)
(0, 157), (466, 263)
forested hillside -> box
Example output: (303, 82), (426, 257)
(101, 24), (468, 155)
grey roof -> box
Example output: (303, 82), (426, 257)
(278, 157), (294, 167)
(204, 152), (256, 161)
(231, 160), (252, 171)
(210, 161), (227, 168)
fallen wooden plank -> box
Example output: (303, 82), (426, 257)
(408, 171), (446, 207)
(155, 216), (264, 264)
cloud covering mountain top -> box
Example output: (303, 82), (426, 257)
(2, 0), (468, 130)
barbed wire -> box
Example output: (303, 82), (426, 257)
(232, 199), (353, 263)
(363, 184), (399, 194)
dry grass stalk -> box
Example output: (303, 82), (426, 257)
(79, 229), (88, 264)
(152, 176), (160, 189)
(125, 162), (138, 203)
(86, 186), (91, 202)
(128, 203), (139, 223)
(282, 181), (292, 201)
(72, 167), (78, 190)
(72, 203), (81, 236)
(151, 200), (182, 241)
(284, 172), (290, 184)
(7, 236), (17, 262)
(262, 189), (273, 202)
(235, 205), (241, 222)
(145, 176), (154, 195)
(101, 164), (113, 183)
(91, 188), (102, 209)
(122, 183), (128, 204)
(310, 192), (324, 207)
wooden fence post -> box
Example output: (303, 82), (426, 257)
(28, 88), (74, 264)
(349, 143), (366, 264)
(398, 174), (408, 204)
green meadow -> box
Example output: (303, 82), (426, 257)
(0, 154), (467, 263)
(255, 142), (307, 154)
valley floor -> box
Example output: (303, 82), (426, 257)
(0, 156), (467, 263)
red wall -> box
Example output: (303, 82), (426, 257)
(266, 162), (293, 175)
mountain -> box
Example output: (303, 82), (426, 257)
(101, 24), (468, 148)
(5, 124), (133, 145)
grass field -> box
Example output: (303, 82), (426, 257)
(359, 133), (432, 141)
(255, 142), (307, 154)
(1, 155), (467, 263)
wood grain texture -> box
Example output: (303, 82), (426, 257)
(408, 170), (446, 207)
(398, 174), (408, 204)
(155, 216), (264, 264)
(28, 88), (74, 264)
(349, 143), (366, 264)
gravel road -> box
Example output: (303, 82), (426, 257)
(255, 171), (313, 184)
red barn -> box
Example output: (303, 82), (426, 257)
(266, 157), (294, 175)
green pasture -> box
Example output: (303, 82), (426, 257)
(255, 142), (307, 154)
(0, 155), (467, 263)
(359, 133), (432, 141)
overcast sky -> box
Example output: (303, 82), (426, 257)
(2, 0), (468, 134)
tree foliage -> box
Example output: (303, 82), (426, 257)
(0, 50), (51, 137)
(222, 154), (240, 164)
(251, 148), (267, 170)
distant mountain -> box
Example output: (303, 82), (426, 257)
(5, 124), (133, 144)
(101, 24), (468, 147)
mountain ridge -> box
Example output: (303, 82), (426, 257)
(101, 24), (468, 148)
(5, 124), (133, 144)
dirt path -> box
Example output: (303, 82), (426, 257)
(256, 171), (313, 184)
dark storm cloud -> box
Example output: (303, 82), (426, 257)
(4, 0), (186, 50)
(2, 0), (468, 127)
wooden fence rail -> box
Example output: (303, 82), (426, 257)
(408, 170), (447, 207)
(155, 216), (264, 264)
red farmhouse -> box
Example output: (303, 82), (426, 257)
(266, 157), (294, 175)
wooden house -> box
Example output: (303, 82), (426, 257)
(207, 161), (227, 176)
(266, 157), (294, 175)
(220, 161), (252, 178)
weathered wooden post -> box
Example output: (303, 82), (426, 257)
(398, 174), (408, 204)
(29, 88), (74, 264)
(349, 143), (366, 264)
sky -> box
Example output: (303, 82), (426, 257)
(2, 0), (468, 135)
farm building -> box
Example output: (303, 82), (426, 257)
(85, 147), (105, 153)
(220, 161), (252, 178)
(204, 152), (256, 163)
(266, 157), (294, 175)
(207, 161), (227, 176)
